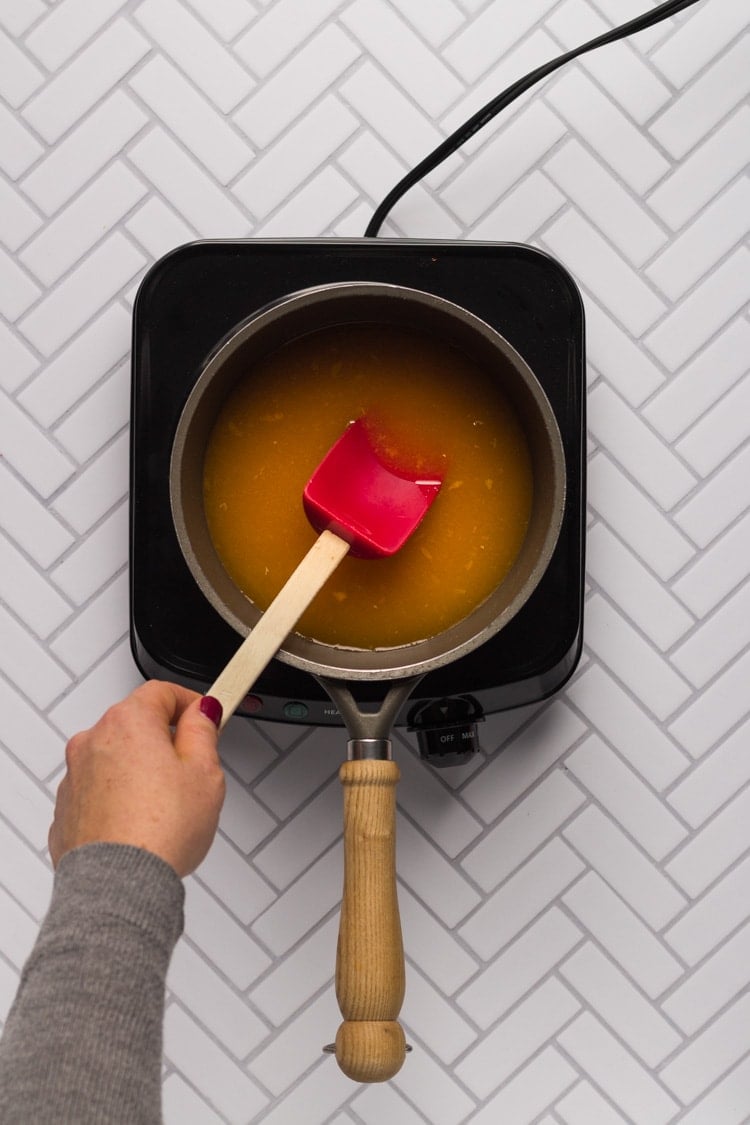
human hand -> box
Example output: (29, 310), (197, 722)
(49, 682), (226, 878)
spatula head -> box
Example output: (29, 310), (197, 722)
(303, 419), (443, 559)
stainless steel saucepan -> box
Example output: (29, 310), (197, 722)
(170, 282), (566, 1082)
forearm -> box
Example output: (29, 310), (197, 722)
(0, 844), (184, 1125)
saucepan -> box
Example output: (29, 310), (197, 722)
(169, 282), (566, 1082)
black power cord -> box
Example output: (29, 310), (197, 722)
(365, 0), (706, 237)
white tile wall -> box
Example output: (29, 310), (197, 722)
(0, 1), (749, 1121)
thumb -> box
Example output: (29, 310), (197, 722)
(174, 695), (223, 762)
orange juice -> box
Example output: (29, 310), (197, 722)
(203, 323), (533, 647)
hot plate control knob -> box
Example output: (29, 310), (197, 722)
(409, 696), (483, 768)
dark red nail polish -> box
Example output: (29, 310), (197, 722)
(199, 695), (223, 728)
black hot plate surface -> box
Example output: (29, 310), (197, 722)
(130, 238), (585, 736)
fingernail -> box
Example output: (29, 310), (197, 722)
(199, 695), (223, 728)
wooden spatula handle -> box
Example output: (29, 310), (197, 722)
(207, 529), (350, 728)
(334, 758), (406, 1082)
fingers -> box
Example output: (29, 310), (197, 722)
(130, 682), (224, 774)
(174, 697), (226, 831)
(174, 694), (223, 766)
(130, 680), (202, 728)
(73, 681), (219, 759)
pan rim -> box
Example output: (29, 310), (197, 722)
(169, 280), (567, 682)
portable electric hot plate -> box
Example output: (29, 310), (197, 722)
(130, 239), (585, 765)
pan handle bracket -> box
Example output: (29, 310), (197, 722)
(315, 674), (424, 743)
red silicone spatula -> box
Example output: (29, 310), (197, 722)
(206, 419), (442, 727)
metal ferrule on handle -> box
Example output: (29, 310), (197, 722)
(347, 739), (392, 761)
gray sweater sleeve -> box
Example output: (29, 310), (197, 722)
(0, 843), (184, 1125)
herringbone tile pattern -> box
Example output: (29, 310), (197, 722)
(1, 0), (749, 1121)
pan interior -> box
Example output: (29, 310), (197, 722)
(201, 323), (535, 647)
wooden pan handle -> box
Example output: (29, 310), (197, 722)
(334, 758), (406, 1083)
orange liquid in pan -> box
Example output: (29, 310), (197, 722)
(203, 324), (534, 648)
